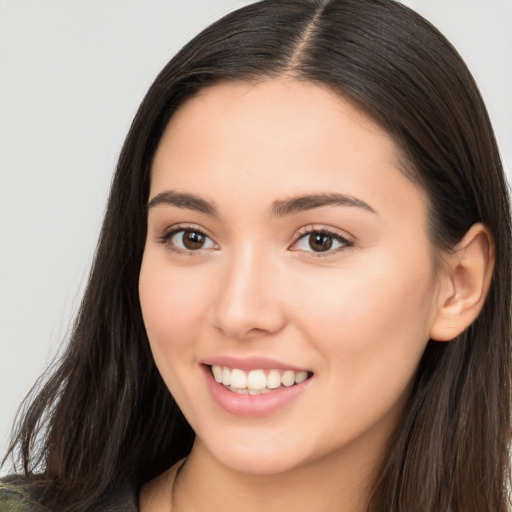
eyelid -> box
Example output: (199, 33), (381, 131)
(289, 225), (354, 255)
(158, 222), (208, 240)
(156, 223), (219, 253)
(154, 222), (352, 256)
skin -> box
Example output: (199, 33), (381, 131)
(138, 80), (490, 512)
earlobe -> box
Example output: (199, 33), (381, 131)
(429, 223), (494, 342)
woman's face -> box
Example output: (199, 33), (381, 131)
(139, 80), (442, 475)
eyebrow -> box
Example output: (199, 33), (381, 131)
(147, 191), (217, 215)
(147, 191), (376, 217)
(271, 193), (376, 216)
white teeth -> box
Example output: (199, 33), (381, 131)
(229, 386), (248, 394)
(230, 368), (247, 389)
(222, 367), (231, 386)
(247, 369), (266, 390)
(210, 365), (310, 392)
(212, 365), (223, 383)
(281, 370), (295, 387)
(295, 371), (308, 384)
(228, 386), (271, 395)
(267, 369), (281, 389)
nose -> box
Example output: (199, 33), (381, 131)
(210, 245), (286, 340)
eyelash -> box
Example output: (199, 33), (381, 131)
(157, 224), (217, 256)
(157, 224), (353, 256)
(291, 227), (353, 257)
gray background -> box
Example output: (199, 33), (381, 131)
(1, 0), (511, 471)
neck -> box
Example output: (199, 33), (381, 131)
(173, 438), (382, 512)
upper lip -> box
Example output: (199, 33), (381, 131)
(202, 355), (311, 372)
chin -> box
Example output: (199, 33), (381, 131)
(195, 426), (319, 476)
(214, 447), (306, 475)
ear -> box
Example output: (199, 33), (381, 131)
(429, 223), (494, 342)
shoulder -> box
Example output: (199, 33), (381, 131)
(0, 475), (139, 512)
(95, 480), (140, 512)
(0, 478), (33, 512)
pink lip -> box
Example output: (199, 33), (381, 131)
(201, 364), (312, 417)
(202, 355), (309, 372)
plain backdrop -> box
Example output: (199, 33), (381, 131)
(1, 0), (511, 472)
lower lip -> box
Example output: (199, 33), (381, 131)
(202, 365), (311, 417)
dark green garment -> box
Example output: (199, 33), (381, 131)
(0, 478), (139, 512)
(0, 481), (32, 512)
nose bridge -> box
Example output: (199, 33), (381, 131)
(212, 241), (284, 339)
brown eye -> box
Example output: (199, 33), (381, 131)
(182, 230), (206, 250)
(308, 233), (333, 252)
(167, 229), (216, 252)
(292, 230), (351, 254)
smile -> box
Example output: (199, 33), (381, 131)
(210, 365), (311, 394)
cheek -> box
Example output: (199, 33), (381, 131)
(138, 252), (212, 370)
(294, 246), (436, 345)
(288, 262), (436, 451)
(289, 250), (437, 408)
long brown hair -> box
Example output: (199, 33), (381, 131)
(4, 1), (511, 511)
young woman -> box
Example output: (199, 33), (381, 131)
(2, 0), (511, 511)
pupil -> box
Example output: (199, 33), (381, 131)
(309, 233), (333, 252)
(183, 231), (204, 250)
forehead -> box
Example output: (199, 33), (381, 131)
(150, 79), (428, 228)
(163, 79), (397, 161)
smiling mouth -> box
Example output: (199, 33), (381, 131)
(209, 365), (313, 395)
